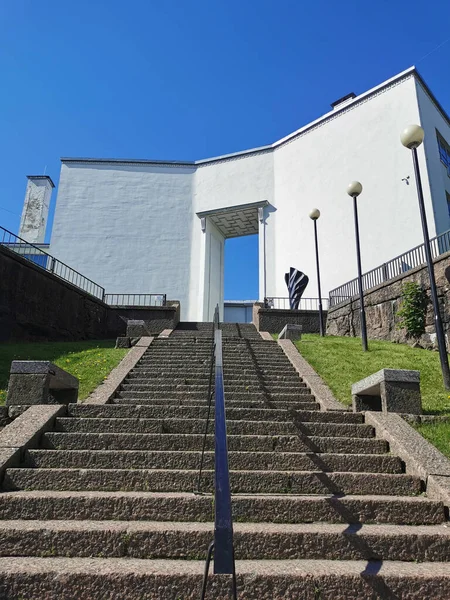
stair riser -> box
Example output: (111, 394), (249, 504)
(3, 470), (421, 496)
(67, 406), (298, 422)
(44, 433), (389, 454)
(0, 527), (447, 562)
(111, 399), (320, 411)
(0, 568), (447, 600)
(0, 494), (443, 525)
(55, 419), (372, 438)
(119, 383), (308, 393)
(116, 390), (316, 400)
(25, 450), (403, 473)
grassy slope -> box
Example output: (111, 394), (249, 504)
(0, 340), (128, 404)
(294, 334), (450, 458)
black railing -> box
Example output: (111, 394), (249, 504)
(264, 297), (329, 311)
(104, 293), (167, 307)
(329, 228), (450, 308)
(0, 226), (105, 300)
(198, 305), (237, 599)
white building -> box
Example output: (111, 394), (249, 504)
(18, 67), (450, 321)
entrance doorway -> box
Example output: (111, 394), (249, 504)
(198, 201), (267, 322)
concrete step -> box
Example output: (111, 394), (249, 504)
(55, 417), (299, 436)
(3, 468), (422, 495)
(115, 390), (317, 402)
(67, 405), (297, 423)
(111, 398), (320, 411)
(25, 450), (403, 473)
(44, 432), (388, 454)
(70, 405), (362, 423)
(0, 557), (447, 599)
(119, 383), (308, 394)
(0, 520), (447, 562)
(55, 418), (374, 438)
(0, 491), (444, 525)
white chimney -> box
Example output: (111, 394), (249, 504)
(18, 175), (55, 244)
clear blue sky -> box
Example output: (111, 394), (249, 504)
(1, 0), (450, 299)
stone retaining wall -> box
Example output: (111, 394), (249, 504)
(326, 250), (450, 348)
(253, 302), (326, 334)
(0, 246), (179, 342)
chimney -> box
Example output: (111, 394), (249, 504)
(331, 92), (356, 111)
(18, 175), (55, 244)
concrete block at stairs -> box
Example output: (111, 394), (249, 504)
(115, 337), (131, 348)
(0, 405), (66, 450)
(6, 362), (78, 406)
(352, 369), (421, 415)
(279, 324), (302, 341)
(126, 320), (151, 337)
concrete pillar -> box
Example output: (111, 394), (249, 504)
(18, 176), (55, 243)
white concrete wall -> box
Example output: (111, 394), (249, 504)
(416, 79), (450, 236)
(50, 162), (195, 317)
(268, 75), (425, 300)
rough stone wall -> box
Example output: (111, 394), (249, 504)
(326, 251), (450, 348)
(0, 246), (179, 342)
(253, 304), (326, 334)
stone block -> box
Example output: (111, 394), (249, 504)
(352, 369), (421, 415)
(6, 361), (79, 407)
(115, 337), (131, 348)
(279, 324), (302, 341)
(126, 320), (151, 337)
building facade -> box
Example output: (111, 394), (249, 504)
(19, 67), (450, 321)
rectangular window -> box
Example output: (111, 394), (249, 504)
(437, 130), (450, 176)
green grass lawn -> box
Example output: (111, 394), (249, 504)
(293, 334), (450, 458)
(0, 340), (128, 404)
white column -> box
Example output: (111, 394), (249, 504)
(19, 176), (54, 243)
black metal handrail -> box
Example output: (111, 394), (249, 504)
(0, 226), (105, 300)
(329, 228), (450, 307)
(264, 297), (329, 311)
(198, 305), (237, 599)
(104, 293), (167, 307)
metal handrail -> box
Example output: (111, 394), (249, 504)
(199, 305), (237, 599)
(0, 225), (105, 300)
(329, 228), (450, 307)
(264, 297), (329, 311)
(104, 293), (167, 307)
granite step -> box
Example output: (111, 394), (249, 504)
(118, 383), (308, 394)
(115, 390), (316, 401)
(69, 406), (361, 422)
(25, 449), (403, 473)
(0, 491), (444, 525)
(0, 557), (447, 600)
(67, 405), (298, 423)
(110, 398), (320, 410)
(0, 520), (447, 562)
(110, 398), (320, 411)
(43, 432), (388, 454)
(55, 418), (374, 438)
(2, 468), (422, 495)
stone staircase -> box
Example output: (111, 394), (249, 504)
(0, 323), (449, 598)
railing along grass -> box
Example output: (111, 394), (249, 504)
(293, 334), (450, 458)
(0, 340), (128, 404)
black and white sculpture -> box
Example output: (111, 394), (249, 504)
(285, 268), (309, 310)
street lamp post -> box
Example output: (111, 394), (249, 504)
(347, 181), (368, 351)
(309, 208), (324, 336)
(401, 124), (450, 390)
